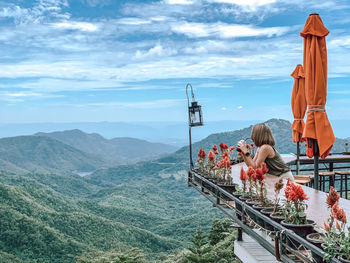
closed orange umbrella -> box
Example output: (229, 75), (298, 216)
(291, 64), (306, 143)
(300, 13), (335, 159)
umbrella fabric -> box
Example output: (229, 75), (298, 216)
(300, 14), (335, 158)
(291, 64), (306, 143)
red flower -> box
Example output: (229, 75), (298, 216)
(223, 151), (229, 158)
(229, 146), (235, 153)
(247, 167), (255, 180)
(197, 148), (206, 159)
(212, 145), (218, 152)
(261, 162), (269, 174)
(219, 142), (228, 152)
(240, 167), (248, 181)
(208, 150), (215, 161)
(255, 168), (265, 181)
(327, 186), (340, 208)
(247, 167), (254, 176)
(285, 182), (309, 202)
(251, 143), (254, 148)
(214, 150), (219, 155)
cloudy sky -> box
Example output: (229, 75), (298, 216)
(0, 0), (349, 123)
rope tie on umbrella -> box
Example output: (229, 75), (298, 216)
(307, 105), (325, 113)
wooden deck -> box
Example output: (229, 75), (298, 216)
(230, 162), (350, 228)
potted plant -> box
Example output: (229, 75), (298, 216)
(322, 200), (347, 262)
(234, 167), (248, 218)
(261, 177), (284, 231)
(216, 149), (237, 199)
(280, 179), (314, 239)
(196, 148), (206, 174)
(307, 187), (339, 256)
(338, 225), (350, 263)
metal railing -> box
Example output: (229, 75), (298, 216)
(188, 170), (341, 263)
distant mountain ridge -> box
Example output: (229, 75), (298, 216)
(159, 118), (350, 165)
(0, 135), (103, 174)
(34, 129), (178, 165)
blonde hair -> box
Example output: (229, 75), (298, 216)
(251, 123), (275, 147)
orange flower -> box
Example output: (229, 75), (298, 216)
(332, 202), (347, 224)
(229, 146), (235, 153)
(336, 221), (341, 230)
(261, 162), (269, 174)
(326, 186), (340, 208)
(284, 179), (291, 199)
(240, 167), (248, 181)
(324, 222), (330, 231)
(208, 150), (215, 161)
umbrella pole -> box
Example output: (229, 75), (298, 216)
(313, 139), (319, 190)
(296, 141), (300, 175)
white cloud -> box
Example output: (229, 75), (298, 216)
(237, 105), (243, 109)
(53, 21), (98, 32)
(221, 107), (227, 110)
(69, 99), (184, 109)
(117, 17), (152, 25)
(211, 0), (276, 7)
(166, 0), (194, 4)
(172, 22), (291, 38)
(134, 45), (177, 60)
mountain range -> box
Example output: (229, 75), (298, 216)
(35, 129), (178, 166)
(1, 118), (349, 262)
(0, 130), (178, 174)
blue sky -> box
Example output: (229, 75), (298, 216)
(0, 0), (350, 124)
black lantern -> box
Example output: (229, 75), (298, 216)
(186, 84), (203, 127)
(186, 83), (203, 170)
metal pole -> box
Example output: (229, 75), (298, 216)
(189, 126), (193, 169)
(313, 139), (319, 190)
(296, 141), (300, 175)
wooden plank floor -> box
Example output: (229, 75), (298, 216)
(234, 233), (280, 263)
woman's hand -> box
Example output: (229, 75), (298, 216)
(237, 140), (249, 154)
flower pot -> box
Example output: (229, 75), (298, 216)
(246, 199), (260, 206)
(217, 183), (238, 200)
(232, 192), (242, 198)
(252, 204), (268, 228)
(306, 233), (325, 263)
(281, 220), (315, 250)
(270, 212), (284, 223)
(235, 194), (248, 219)
(306, 233), (325, 248)
(261, 207), (277, 231)
(239, 195), (250, 202)
(281, 220), (315, 239)
(339, 255), (350, 263)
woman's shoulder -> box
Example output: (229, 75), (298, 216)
(259, 144), (275, 157)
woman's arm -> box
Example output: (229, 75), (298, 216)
(237, 142), (273, 169)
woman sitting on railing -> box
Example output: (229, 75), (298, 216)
(237, 123), (294, 181)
